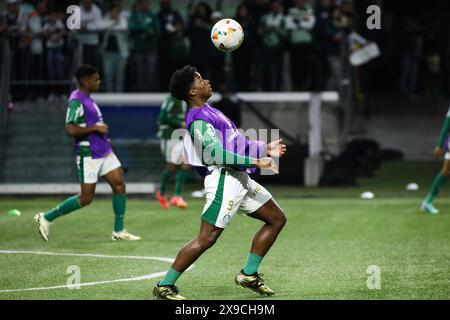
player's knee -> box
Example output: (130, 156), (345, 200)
(78, 194), (94, 206)
(272, 210), (287, 230)
(442, 169), (450, 177)
(199, 235), (218, 250)
(113, 182), (126, 194)
(167, 163), (177, 173)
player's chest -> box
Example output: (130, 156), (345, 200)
(83, 102), (103, 122)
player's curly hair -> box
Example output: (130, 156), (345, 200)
(169, 65), (197, 102)
(75, 64), (98, 84)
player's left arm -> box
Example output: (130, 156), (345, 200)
(190, 120), (255, 168)
(245, 138), (286, 158)
(266, 139), (287, 158)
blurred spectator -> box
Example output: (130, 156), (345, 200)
(257, 0), (286, 91)
(128, 0), (161, 92)
(285, 0), (316, 91)
(186, 2), (212, 78)
(43, 9), (66, 101)
(424, 19), (442, 97)
(313, 0), (334, 91)
(399, 17), (423, 99)
(99, 2), (129, 93)
(243, 0), (269, 90)
(232, 2), (257, 91)
(0, 0), (20, 39)
(21, 0), (47, 99)
(79, 0), (103, 69)
(325, 4), (348, 91)
(208, 11), (225, 89)
(0, 0), (21, 94)
(244, 0), (269, 28)
(157, 0), (186, 91)
(18, 0), (34, 31)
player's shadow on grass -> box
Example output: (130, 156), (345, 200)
(198, 284), (276, 300)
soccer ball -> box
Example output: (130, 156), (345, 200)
(211, 18), (244, 52)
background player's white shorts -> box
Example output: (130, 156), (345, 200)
(445, 152), (450, 161)
(76, 152), (121, 184)
(160, 139), (184, 164)
(201, 167), (272, 228)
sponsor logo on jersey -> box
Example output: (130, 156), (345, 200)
(206, 124), (217, 142)
(195, 128), (203, 141)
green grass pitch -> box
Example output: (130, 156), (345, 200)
(0, 161), (449, 300)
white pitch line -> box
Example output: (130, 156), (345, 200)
(0, 250), (174, 263)
(0, 250), (194, 293)
(0, 272), (167, 293)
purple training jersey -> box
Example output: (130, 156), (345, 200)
(184, 104), (267, 176)
(67, 90), (112, 159)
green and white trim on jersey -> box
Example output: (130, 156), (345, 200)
(66, 99), (91, 157)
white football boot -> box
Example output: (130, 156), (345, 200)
(111, 229), (141, 241)
(34, 212), (51, 241)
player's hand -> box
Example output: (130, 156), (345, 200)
(267, 139), (287, 158)
(254, 157), (279, 174)
(181, 121), (186, 129)
(434, 146), (443, 158)
(96, 124), (109, 134)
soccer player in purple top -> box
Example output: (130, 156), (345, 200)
(34, 65), (140, 241)
(153, 65), (287, 300)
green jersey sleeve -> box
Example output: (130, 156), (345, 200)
(189, 120), (255, 168)
(437, 114), (450, 148)
(65, 100), (84, 125)
(158, 98), (185, 128)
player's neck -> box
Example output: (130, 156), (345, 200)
(189, 99), (207, 109)
(79, 87), (91, 96)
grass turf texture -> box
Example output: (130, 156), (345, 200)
(0, 160), (449, 299)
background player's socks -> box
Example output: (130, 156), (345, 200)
(160, 169), (171, 196)
(113, 194), (126, 232)
(159, 267), (182, 286)
(242, 252), (264, 275)
(44, 195), (81, 222)
(175, 169), (188, 196)
(425, 173), (446, 203)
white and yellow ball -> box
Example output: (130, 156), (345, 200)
(211, 18), (244, 52)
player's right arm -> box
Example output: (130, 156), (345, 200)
(65, 100), (108, 138)
(189, 120), (278, 173)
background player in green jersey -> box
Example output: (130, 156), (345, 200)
(421, 106), (450, 214)
(34, 65), (140, 241)
(155, 95), (190, 209)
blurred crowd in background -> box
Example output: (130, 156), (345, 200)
(0, 0), (449, 102)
